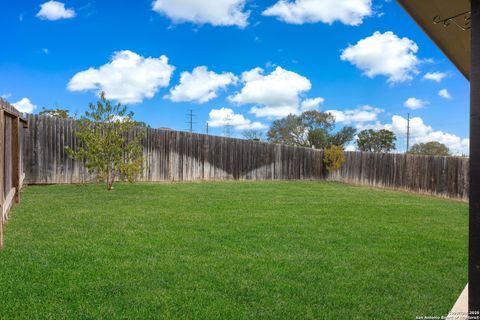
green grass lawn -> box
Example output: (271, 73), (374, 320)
(0, 181), (468, 319)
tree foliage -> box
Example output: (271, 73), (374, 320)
(267, 111), (356, 149)
(39, 108), (71, 119)
(242, 129), (264, 141)
(65, 92), (144, 191)
(356, 129), (396, 153)
(323, 145), (346, 172)
(409, 141), (450, 156)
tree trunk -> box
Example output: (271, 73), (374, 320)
(106, 166), (114, 191)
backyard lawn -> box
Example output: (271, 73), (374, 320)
(0, 181), (468, 319)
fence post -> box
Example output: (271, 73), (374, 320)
(12, 117), (19, 203)
(0, 110), (5, 249)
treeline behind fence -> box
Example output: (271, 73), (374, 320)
(23, 115), (470, 201)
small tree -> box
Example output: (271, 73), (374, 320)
(409, 141), (450, 156)
(66, 92), (144, 191)
(323, 145), (345, 172)
(356, 129), (396, 153)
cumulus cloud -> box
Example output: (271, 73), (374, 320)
(263, 0), (372, 26)
(166, 66), (237, 103)
(423, 72), (447, 82)
(341, 31), (420, 83)
(385, 115), (468, 155)
(12, 98), (37, 113)
(229, 66), (312, 119)
(387, 115), (432, 137)
(152, 0), (249, 27)
(208, 108), (267, 130)
(439, 89), (452, 99)
(355, 120), (387, 132)
(301, 97), (325, 111)
(404, 97), (429, 110)
(36, 1), (75, 20)
(327, 105), (384, 124)
(68, 50), (175, 104)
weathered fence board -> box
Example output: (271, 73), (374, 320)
(23, 115), (470, 201)
(0, 99), (27, 249)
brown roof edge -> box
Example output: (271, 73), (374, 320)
(397, 0), (471, 80)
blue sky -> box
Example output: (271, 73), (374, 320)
(0, 0), (470, 154)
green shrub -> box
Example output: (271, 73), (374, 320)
(323, 145), (345, 172)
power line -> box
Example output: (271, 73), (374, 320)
(224, 115), (233, 137)
(406, 112), (411, 153)
(185, 109), (196, 133)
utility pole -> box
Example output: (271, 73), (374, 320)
(406, 113), (411, 153)
(186, 109), (196, 133)
(224, 115), (233, 138)
(205, 122), (209, 135)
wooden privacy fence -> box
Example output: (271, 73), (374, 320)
(0, 99), (27, 249)
(23, 115), (324, 183)
(23, 114), (470, 201)
(327, 151), (469, 201)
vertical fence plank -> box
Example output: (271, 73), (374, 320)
(12, 117), (20, 203)
(0, 110), (4, 249)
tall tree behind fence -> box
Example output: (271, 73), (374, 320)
(23, 115), (469, 201)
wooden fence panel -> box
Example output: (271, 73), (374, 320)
(0, 99), (28, 249)
(325, 151), (469, 201)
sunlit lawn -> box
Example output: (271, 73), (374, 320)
(0, 181), (467, 319)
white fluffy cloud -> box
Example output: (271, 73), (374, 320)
(404, 97), (429, 110)
(385, 115), (469, 155)
(208, 108), (267, 130)
(439, 89), (452, 99)
(341, 31), (420, 83)
(263, 0), (372, 26)
(229, 66), (313, 119)
(423, 72), (447, 82)
(387, 115), (432, 138)
(12, 98), (37, 113)
(36, 1), (75, 20)
(166, 66), (237, 103)
(68, 50), (175, 104)
(152, 0), (249, 27)
(327, 105), (384, 124)
(301, 97), (325, 111)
